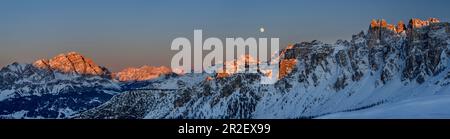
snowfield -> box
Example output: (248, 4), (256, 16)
(318, 95), (450, 119)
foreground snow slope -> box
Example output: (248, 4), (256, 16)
(318, 95), (450, 119)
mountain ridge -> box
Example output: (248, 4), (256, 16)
(113, 65), (172, 82)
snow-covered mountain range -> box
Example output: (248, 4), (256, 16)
(1, 18), (450, 119)
(0, 52), (121, 118)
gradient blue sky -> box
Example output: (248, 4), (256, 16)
(1, 0), (449, 71)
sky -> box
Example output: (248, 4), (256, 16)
(1, 0), (449, 71)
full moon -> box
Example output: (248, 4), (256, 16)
(260, 27), (265, 33)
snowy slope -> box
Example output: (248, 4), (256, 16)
(318, 95), (450, 119)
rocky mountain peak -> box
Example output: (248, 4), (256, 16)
(113, 65), (172, 81)
(396, 20), (406, 33)
(409, 18), (440, 29)
(370, 19), (388, 28)
(370, 19), (406, 33)
(369, 18), (440, 34)
(33, 51), (107, 76)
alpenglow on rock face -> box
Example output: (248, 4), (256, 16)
(113, 66), (172, 81)
(33, 52), (109, 76)
(409, 18), (440, 29)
